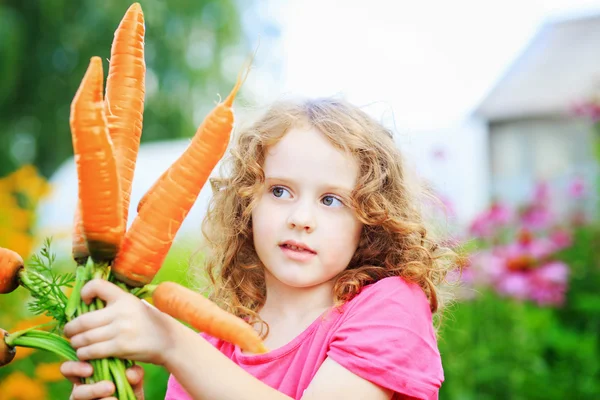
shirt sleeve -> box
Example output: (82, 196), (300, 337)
(327, 277), (444, 400)
(165, 374), (192, 400)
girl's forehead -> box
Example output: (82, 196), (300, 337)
(263, 127), (359, 189)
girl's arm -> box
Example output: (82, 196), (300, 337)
(167, 327), (392, 400)
(301, 358), (393, 400)
(165, 326), (291, 400)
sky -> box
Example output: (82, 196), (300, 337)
(262, 0), (600, 130)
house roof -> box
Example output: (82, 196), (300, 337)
(475, 12), (600, 121)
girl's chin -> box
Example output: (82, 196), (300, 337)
(268, 271), (334, 290)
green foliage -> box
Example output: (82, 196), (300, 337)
(439, 225), (600, 399)
(0, 0), (248, 178)
(22, 238), (74, 328)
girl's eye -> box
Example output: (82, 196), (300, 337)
(322, 195), (343, 207)
(271, 186), (291, 198)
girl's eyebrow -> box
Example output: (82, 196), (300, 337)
(265, 176), (353, 195)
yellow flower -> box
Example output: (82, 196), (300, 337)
(35, 362), (64, 382)
(0, 231), (33, 259)
(9, 165), (52, 205)
(0, 372), (46, 400)
(0, 191), (18, 210)
(2, 208), (31, 232)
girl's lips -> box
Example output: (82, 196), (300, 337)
(279, 244), (316, 262)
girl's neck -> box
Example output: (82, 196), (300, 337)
(259, 274), (335, 322)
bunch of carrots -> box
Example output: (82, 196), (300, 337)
(0, 3), (265, 399)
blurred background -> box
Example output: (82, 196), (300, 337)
(1, 0), (599, 398)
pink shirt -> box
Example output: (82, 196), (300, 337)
(165, 276), (444, 399)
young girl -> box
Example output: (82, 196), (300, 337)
(61, 97), (455, 400)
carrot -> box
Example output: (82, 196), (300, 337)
(71, 202), (89, 264)
(0, 247), (23, 294)
(152, 282), (268, 354)
(112, 61), (251, 286)
(70, 56), (124, 262)
(0, 328), (16, 366)
(104, 2), (146, 229)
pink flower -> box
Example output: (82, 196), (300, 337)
(533, 181), (551, 205)
(519, 205), (554, 232)
(466, 237), (570, 306)
(495, 273), (530, 301)
(529, 261), (569, 306)
(469, 202), (513, 239)
(572, 101), (600, 122)
(568, 176), (586, 200)
(534, 261), (569, 284)
(463, 250), (508, 289)
(502, 236), (556, 263)
(489, 202), (512, 225)
(550, 229), (572, 250)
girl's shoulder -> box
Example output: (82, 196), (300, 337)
(342, 276), (431, 318)
(327, 276), (443, 399)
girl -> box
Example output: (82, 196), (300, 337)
(61, 97), (456, 400)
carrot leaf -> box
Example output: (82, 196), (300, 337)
(20, 238), (75, 329)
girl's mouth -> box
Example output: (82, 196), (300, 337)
(280, 243), (315, 253)
(279, 244), (317, 261)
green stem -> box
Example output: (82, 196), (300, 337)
(120, 359), (137, 400)
(109, 358), (129, 399)
(65, 266), (89, 321)
(7, 331), (77, 361)
(131, 284), (157, 299)
(100, 358), (110, 382)
(117, 358), (137, 400)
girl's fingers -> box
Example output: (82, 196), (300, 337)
(126, 365), (146, 399)
(76, 340), (121, 361)
(70, 380), (115, 400)
(64, 307), (114, 338)
(80, 279), (128, 305)
(61, 361), (93, 384)
(126, 364), (144, 385)
(70, 324), (117, 349)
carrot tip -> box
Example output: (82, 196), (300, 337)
(128, 2), (143, 13)
(223, 46), (257, 107)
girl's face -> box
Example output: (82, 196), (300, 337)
(251, 126), (363, 290)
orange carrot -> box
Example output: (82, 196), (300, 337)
(71, 202), (89, 264)
(104, 2), (146, 229)
(112, 62), (251, 286)
(152, 282), (267, 354)
(0, 328), (16, 366)
(70, 56), (124, 262)
(0, 247), (23, 294)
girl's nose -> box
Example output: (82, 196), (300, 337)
(286, 203), (316, 233)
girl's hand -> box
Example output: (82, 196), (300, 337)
(60, 361), (145, 400)
(64, 279), (180, 365)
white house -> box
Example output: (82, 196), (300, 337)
(472, 12), (600, 212)
(411, 11), (600, 227)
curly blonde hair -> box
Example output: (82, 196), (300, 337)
(197, 97), (457, 336)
